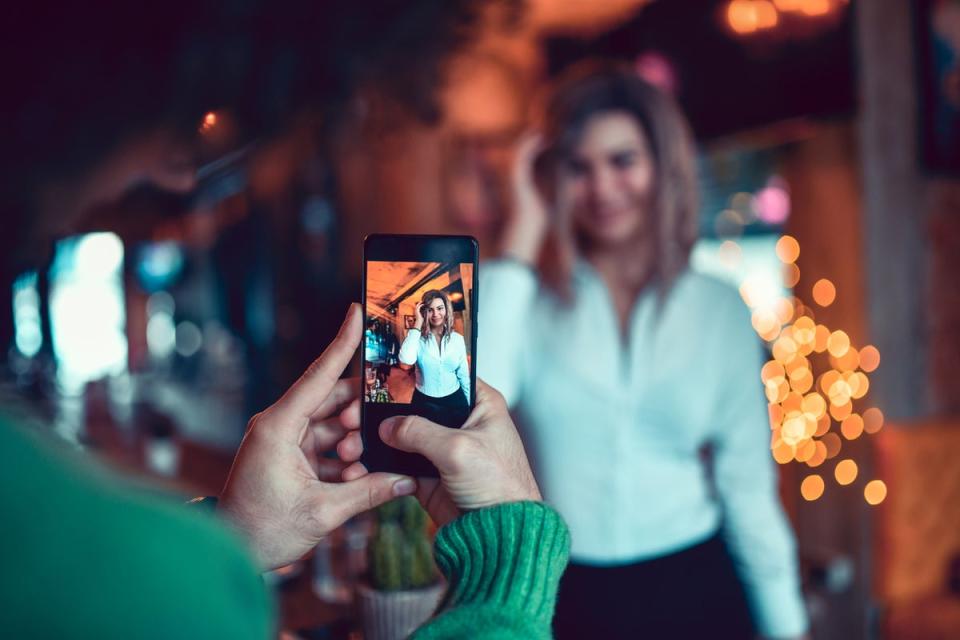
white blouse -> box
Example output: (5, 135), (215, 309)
(478, 259), (807, 638)
(399, 329), (471, 403)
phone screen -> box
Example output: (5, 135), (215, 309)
(360, 234), (478, 476)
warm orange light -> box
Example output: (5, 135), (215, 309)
(776, 235), (800, 263)
(827, 330), (851, 358)
(822, 432), (842, 459)
(849, 372), (870, 399)
(819, 370), (841, 395)
(859, 345), (881, 372)
(773, 298), (795, 325)
(806, 440), (827, 467)
(773, 441), (795, 464)
(753, 310), (779, 336)
(863, 407), (884, 434)
(772, 336), (798, 362)
(841, 414), (864, 440)
(801, 392), (827, 417)
(765, 379), (789, 404)
(829, 400), (852, 421)
(727, 0), (760, 33)
(801, 474), (825, 500)
(801, 0), (831, 16)
(761, 360), (785, 383)
(773, 0), (805, 10)
(790, 368), (814, 394)
(782, 392), (803, 414)
(814, 413), (831, 437)
(813, 324), (830, 353)
(834, 458), (858, 485)
(864, 480), (887, 506)
(812, 279), (836, 307)
(768, 403), (784, 429)
(756, 0), (779, 28)
(783, 263), (801, 288)
(828, 379), (852, 406)
(795, 438), (816, 463)
(832, 347), (860, 372)
(781, 412), (806, 445)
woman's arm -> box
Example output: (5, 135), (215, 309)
(398, 329), (421, 366)
(711, 296), (809, 639)
(454, 334), (470, 403)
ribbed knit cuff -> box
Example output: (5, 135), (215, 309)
(432, 501), (570, 625)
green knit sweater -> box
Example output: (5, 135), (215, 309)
(415, 501), (571, 639)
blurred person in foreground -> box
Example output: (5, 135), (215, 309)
(479, 63), (808, 639)
(1, 1), (569, 638)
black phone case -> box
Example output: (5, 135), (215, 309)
(359, 234), (479, 477)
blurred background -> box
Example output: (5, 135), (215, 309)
(3, 0), (960, 638)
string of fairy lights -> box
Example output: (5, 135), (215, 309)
(738, 234), (887, 506)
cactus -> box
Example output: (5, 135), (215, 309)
(369, 496), (438, 591)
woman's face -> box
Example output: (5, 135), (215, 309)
(559, 110), (655, 248)
(426, 298), (447, 327)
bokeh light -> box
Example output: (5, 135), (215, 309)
(859, 345), (881, 372)
(834, 459), (858, 485)
(864, 480), (887, 506)
(801, 474), (825, 501)
(827, 330), (851, 357)
(775, 235), (800, 263)
(863, 407), (884, 434)
(822, 433), (842, 459)
(812, 278), (836, 307)
(841, 414), (864, 440)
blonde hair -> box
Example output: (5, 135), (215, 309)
(420, 289), (454, 343)
(538, 61), (699, 302)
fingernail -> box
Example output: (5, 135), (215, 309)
(393, 477), (416, 496)
(379, 416), (400, 440)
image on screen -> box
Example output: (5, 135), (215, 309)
(364, 261), (475, 412)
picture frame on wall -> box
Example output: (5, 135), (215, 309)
(915, 0), (960, 174)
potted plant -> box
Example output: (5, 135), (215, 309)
(356, 496), (444, 640)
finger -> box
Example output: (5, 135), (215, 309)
(339, 398), (361, 431)
(271, 304), (363, 427)
(308, 378), (360, 421)
(321, 473), (417, 524)
(379, 415), (455, 459)
(336, 430), (364, 463)
(342, 461), (368, 482)
(301, 421), (346, 459)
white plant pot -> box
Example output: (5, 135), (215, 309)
(356, 582), (445, 640)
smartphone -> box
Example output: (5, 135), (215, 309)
(360, 234), (479, 476)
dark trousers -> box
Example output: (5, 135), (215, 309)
(554, 534), (755, 640)
(411, 388), (468, 411)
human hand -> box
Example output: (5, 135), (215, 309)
(219, 304), (416, 571)
(413, 302), (426, 331)
(337, 379), (541, 527)
(501, 132), (550, 266)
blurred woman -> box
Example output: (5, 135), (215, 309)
(399, 289), (471, 412)
(478, 63), (808, 639)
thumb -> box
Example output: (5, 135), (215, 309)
(321, 473), (417, 525)
(379, 415), (454, 460)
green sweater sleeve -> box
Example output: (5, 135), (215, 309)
(412, 501), (570, 640)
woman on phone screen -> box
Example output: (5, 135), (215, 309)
(399, 289), (470, 413)
(478, 63), (808, 639)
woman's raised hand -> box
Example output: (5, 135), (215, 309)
(501, 132), (550, 266)
(413, 302), (425, 330)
